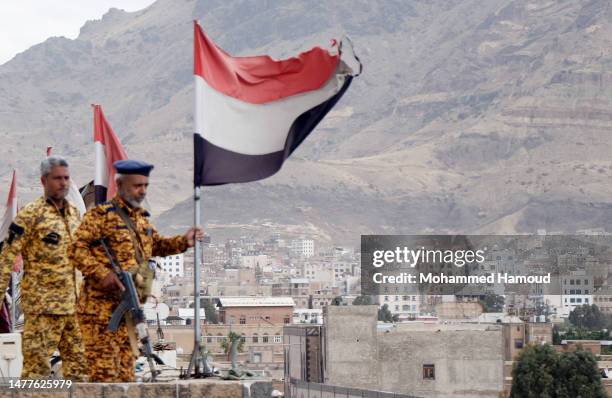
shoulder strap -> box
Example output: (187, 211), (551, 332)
(112, 199), (145, 264)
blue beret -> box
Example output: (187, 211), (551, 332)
(113, 160), (154, 176)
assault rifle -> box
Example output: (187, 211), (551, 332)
(99, 239), (164, 381)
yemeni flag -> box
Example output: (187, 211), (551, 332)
(93, 104), (128, 204)
(193, 22), (361, 186)
(0, 171), (18, 254)
(0, 171), (20, 333)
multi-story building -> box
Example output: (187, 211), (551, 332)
(217, 296), (295, 326)
(560, 271), (594, 316)
(159, 253), (184, 278)
(284, 306), (553, 398)
(378, 294), (420, 319)
(291, 239), (314, 258)
(594, 285), (612, 313)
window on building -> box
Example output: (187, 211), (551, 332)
(570, 298), (576, 303)
(284, 317), (291, 324)
(252, 334), (258, 343)
(576, 280), (581, 285)
(207, 336), (212, 343)
(585, 298), (589, 304)
(570, 279), (575, 285)
(384, 296), (389, 302)
(576, 298), (582, 303)
(239, 316), (246, 325)
(241, 334), (246, 343)
(274, 335), (282, 343)
(402, 305), (410, 311)
(585, 280), (589, 285)
(262, 334), (269, 343)
(253, 353), (261, 363)
(515, 339), (524, 349)
(423, 364), (435, 380)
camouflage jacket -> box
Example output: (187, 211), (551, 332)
(0, 197), (81, 315)
(68, 195), (188, 322)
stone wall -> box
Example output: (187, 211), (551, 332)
(0, 379), (272, 398)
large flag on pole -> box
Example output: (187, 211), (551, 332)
(93, 104), (128, 204)
(193, 22), (361, 186)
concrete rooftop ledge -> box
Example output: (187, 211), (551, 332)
(0, 378), (273, 398)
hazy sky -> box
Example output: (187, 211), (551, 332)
(0, 0), (156, 65)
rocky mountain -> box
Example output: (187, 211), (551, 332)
(1, 0), (612, 245)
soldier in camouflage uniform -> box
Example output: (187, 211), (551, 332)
(68, 160), (203, 382)
(0, 156), (87, 380)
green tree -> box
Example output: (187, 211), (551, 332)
(554, 349), (606, 398)
(353, 295), (373, 305)
(479, 294), (505, 313)
(189, 299), (219, 324)
(568, 304), (606, 330)
(204, 301), (218, 324)
(553, 326), (561, 345)
(220, 331), (245, 360)
(510, 344), (557, 398)
(510, 344), (607, 398)
(378, 304), (393, 323)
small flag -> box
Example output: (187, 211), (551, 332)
(0, 171), (22, 274)
(93, 104), (128, 204)
(0, 170), (18, 248)
(193, 22), (360, 186)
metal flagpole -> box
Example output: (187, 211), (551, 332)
(10, 273), (16, 332)
(185, 31), (212, 376)
(185, 186), (207, 377)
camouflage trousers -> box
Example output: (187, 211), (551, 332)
(22, 313), (87, 380)
(79, 315), (135, 382)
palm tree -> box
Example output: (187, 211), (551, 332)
(219, 331), (245, 361)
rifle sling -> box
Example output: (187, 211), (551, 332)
(112, 199), (145, 265)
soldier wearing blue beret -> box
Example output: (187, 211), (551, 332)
(69, 159), (204, 382)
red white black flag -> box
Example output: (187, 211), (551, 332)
(93, 104), (128, 204)
(193, 22), (360, 186)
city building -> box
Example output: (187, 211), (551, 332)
(378, 294), (420, 320)
(292, 308), (323, 325)
(291, 239), (314, 258)
(284, 306), (553, 398)
(560, 271), (594, 316)
(217, 296), (295, 325)
(158, 253), (184, 278)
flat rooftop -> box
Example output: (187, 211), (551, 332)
(218, 296), (295, 307)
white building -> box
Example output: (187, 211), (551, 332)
(159, 254), (184, 278)
(291, 239), (314, 258)
(379, 294), (420, 320)
(560, 271), (593, 317)
(241, 254), (269, 269)
(292, 308), (323, 324)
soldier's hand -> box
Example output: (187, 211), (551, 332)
(100, 271), (125, 292)
(184, 227), (204, 247)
